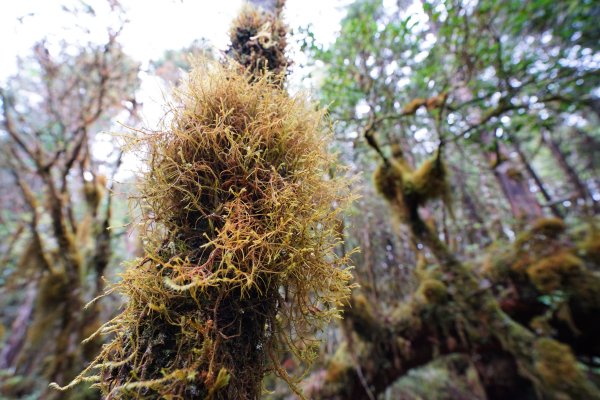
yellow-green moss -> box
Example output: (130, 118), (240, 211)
(38, 271), (69, 308)
(526, 252), (584, 293)
(409, 155), (450, 203)
(82, 177), (105, 213)
(481, 243), (515, 279)
(346, 294), (383, 341)
(390, 301), (423, 332)
(374, 150), (451, 222)
(373, 159), (407, 201)
(529, 316), (553, 336)
(534, 338), (583, 391)
(417, 279), (448, 304)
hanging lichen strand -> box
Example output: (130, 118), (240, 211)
(52, 60), (354, 399)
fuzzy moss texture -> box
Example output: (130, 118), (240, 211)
(53, 60), (354, 399)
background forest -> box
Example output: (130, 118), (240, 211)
(1, 0), (599, 399)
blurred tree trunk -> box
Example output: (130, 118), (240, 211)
(482, 135), (543, 222)
(0, 23), (139, 398)
(511, 135), (563, 218)
(0, 282), (36, 369)
(542, 130), (598, 213)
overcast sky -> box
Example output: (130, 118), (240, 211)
(0, 0), (353, 177)
(0, 0), (352, 80)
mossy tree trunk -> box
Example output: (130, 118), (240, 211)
(308, 139), (600, 399)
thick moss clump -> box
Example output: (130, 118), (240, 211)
(373, 149), (451, 225)
(534, 338), (596, 398)
(530, 217), (566, 238)
(227, 4), (289, 80)
(416, 279), (448, 305)
(373, 159), (407, 203)
(580, 228), (600, 265)
(55, 61), (354, 399)
(527, 252), (584, 293)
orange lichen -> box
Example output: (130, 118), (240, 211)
(425, 92), (448, 111)
(401, 98), (426, 115)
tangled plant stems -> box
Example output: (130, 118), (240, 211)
(52, 61), (356, 399)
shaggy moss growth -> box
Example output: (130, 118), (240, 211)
(534, 338), (593, 397)
(526, 251), (584, 293)
(408, 153), (451, 213)
(227, 4), (289, 81)
(530, 217), (566, 238)
(324, 343), (353, 384)
(416, 279), (447, 304)
(580, 228), (600, 265)
(54, 61), (354, 399)
(345, 294), (383, 341)
(373, 159), (407, 203)
(24, 271), (69, 349)
(509, 217), (570, 276)
(373, 149), (451, 224)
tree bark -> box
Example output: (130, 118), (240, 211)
(511, 135), (563, 218)
(543, 130), (598, 213)
(0, 282), (36, 369)
(485, 140), (544, 222)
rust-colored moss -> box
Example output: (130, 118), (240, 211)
(530, 217), (566, 238)
(227, 4), (289, 81)
(534, 338), (583, 391)
(425, 92), (448, 111)
(55, 60), (355, 399)
(526, 251), (584, 293)
(580, 228), (600, 265)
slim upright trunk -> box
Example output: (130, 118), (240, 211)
(511, 135), (563, 218)
(543, 130), (599, 213)
(486, 140), (543, 221)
